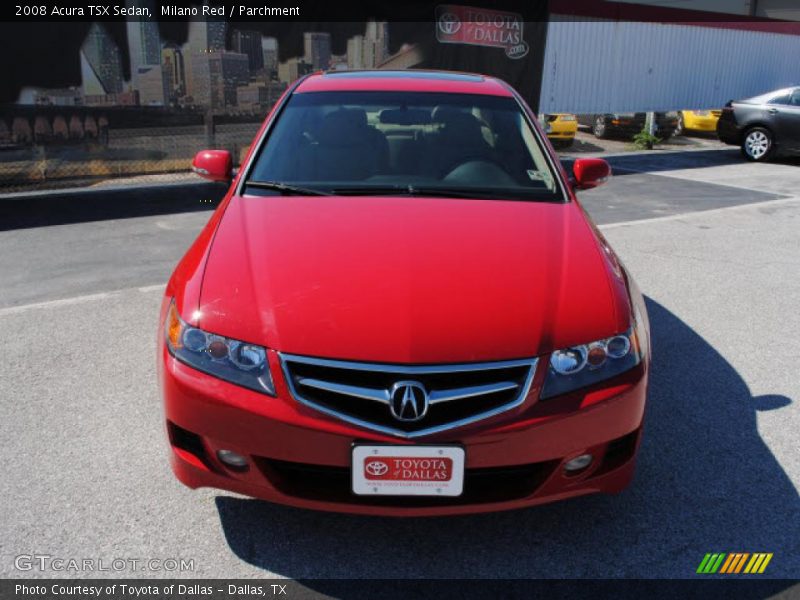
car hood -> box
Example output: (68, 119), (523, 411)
(197, 194), (630, 363)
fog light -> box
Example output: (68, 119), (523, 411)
(217, 449), (248, 470)
(564, 454), (593, 473)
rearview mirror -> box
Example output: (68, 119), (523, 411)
(572, 158), (611, 190)
(192, 150), (233, 183)
(379, 108), (432, 125)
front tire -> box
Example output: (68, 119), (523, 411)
(592, 115), (608, 139)
(675, 113), (685, 136)
(741, 127), (773, 162)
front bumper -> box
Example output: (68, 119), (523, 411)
(684, 114), (719, 132)
(716, 118), (741, 145)
(160, 343), (648, 516)
(547, 121), (578, 140)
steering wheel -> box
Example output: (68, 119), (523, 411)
(441, 156), (513, 181)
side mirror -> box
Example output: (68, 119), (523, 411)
(191, 150), (232, 182)
(572, 158), (611, 190)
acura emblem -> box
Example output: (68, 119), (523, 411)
(389, 381), (429, 422)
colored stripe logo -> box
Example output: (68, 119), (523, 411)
(697, 553), (773, 574)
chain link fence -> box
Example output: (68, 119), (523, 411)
(0, 114), (262, 195)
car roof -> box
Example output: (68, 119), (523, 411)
(740, 86), (799, 104)
(294, 70), (515, 97)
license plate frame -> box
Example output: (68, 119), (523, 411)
(351, 444), (465, 497)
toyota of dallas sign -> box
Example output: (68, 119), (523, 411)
(435, 4), (530, 59)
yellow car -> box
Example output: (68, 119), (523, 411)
(543, 113), (578, 148)
(677, 109), (721, 135)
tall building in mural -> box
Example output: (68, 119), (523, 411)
(126, 0), (161, 68)
(162, 43), (186, 102)
(364, 20), (389, 67)
(186, 18), (226, 53)
(232, 29), (264, 74)
(184, 14), (227, 100)
(261, 37), (279, 80)
(303, 32), (332, 70)
(126, 0), (166, 105)
(347, 21), (389, 69)
(190, 51), (249, 109)
(80, 23), (124, 96)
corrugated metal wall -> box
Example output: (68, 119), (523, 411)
(538, 18), (800, 113)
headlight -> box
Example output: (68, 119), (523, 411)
(165, 300), (275, 395)
(694, 110), (710, 116)
(540, 318), (646, 400)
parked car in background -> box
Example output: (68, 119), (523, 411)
(543, 113), (578, 148)
(675, 109), (721, 136)
(578, 112), (678, 139)
(162, 70), (651, 516)
(717, 86), (800, 162)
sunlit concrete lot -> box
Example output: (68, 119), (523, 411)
(1, 148), (798, 579)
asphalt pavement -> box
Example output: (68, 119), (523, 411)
(0, 149), (798, 580)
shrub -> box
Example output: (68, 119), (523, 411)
(632, 129), (662, 150)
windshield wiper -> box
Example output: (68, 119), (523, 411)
(245, 181), (332, 196)
(246, 182), (552, 201)
(332, 185), (542, 200)
(332, 185), (492, 198)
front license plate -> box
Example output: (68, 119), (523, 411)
(352, 445), (465, 497)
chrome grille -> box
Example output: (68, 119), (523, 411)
(280, 353), (538, 438)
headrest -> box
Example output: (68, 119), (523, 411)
(431, 106), (484, 143)
(316, 108), (369, 144)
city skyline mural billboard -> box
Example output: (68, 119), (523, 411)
(0, 1), (548, 193)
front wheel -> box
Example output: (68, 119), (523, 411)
(741, 127), (773, 162)
(675, 113), (685, 136)
(592, 116), (608, 139)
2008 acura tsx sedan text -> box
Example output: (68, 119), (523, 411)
(158, 70), (651, 516)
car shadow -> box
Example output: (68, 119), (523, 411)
(0, 182), (226, 231)
(560, 149), (743, 180)
(679, 131), (719, 140)
(602, 149), (742, 175)
(214, 298), (798, 579)
(598, 148), (800, 176)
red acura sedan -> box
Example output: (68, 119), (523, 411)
(159, 70), (650, 516)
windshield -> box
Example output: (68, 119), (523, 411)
(245, 91), (563, 201)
